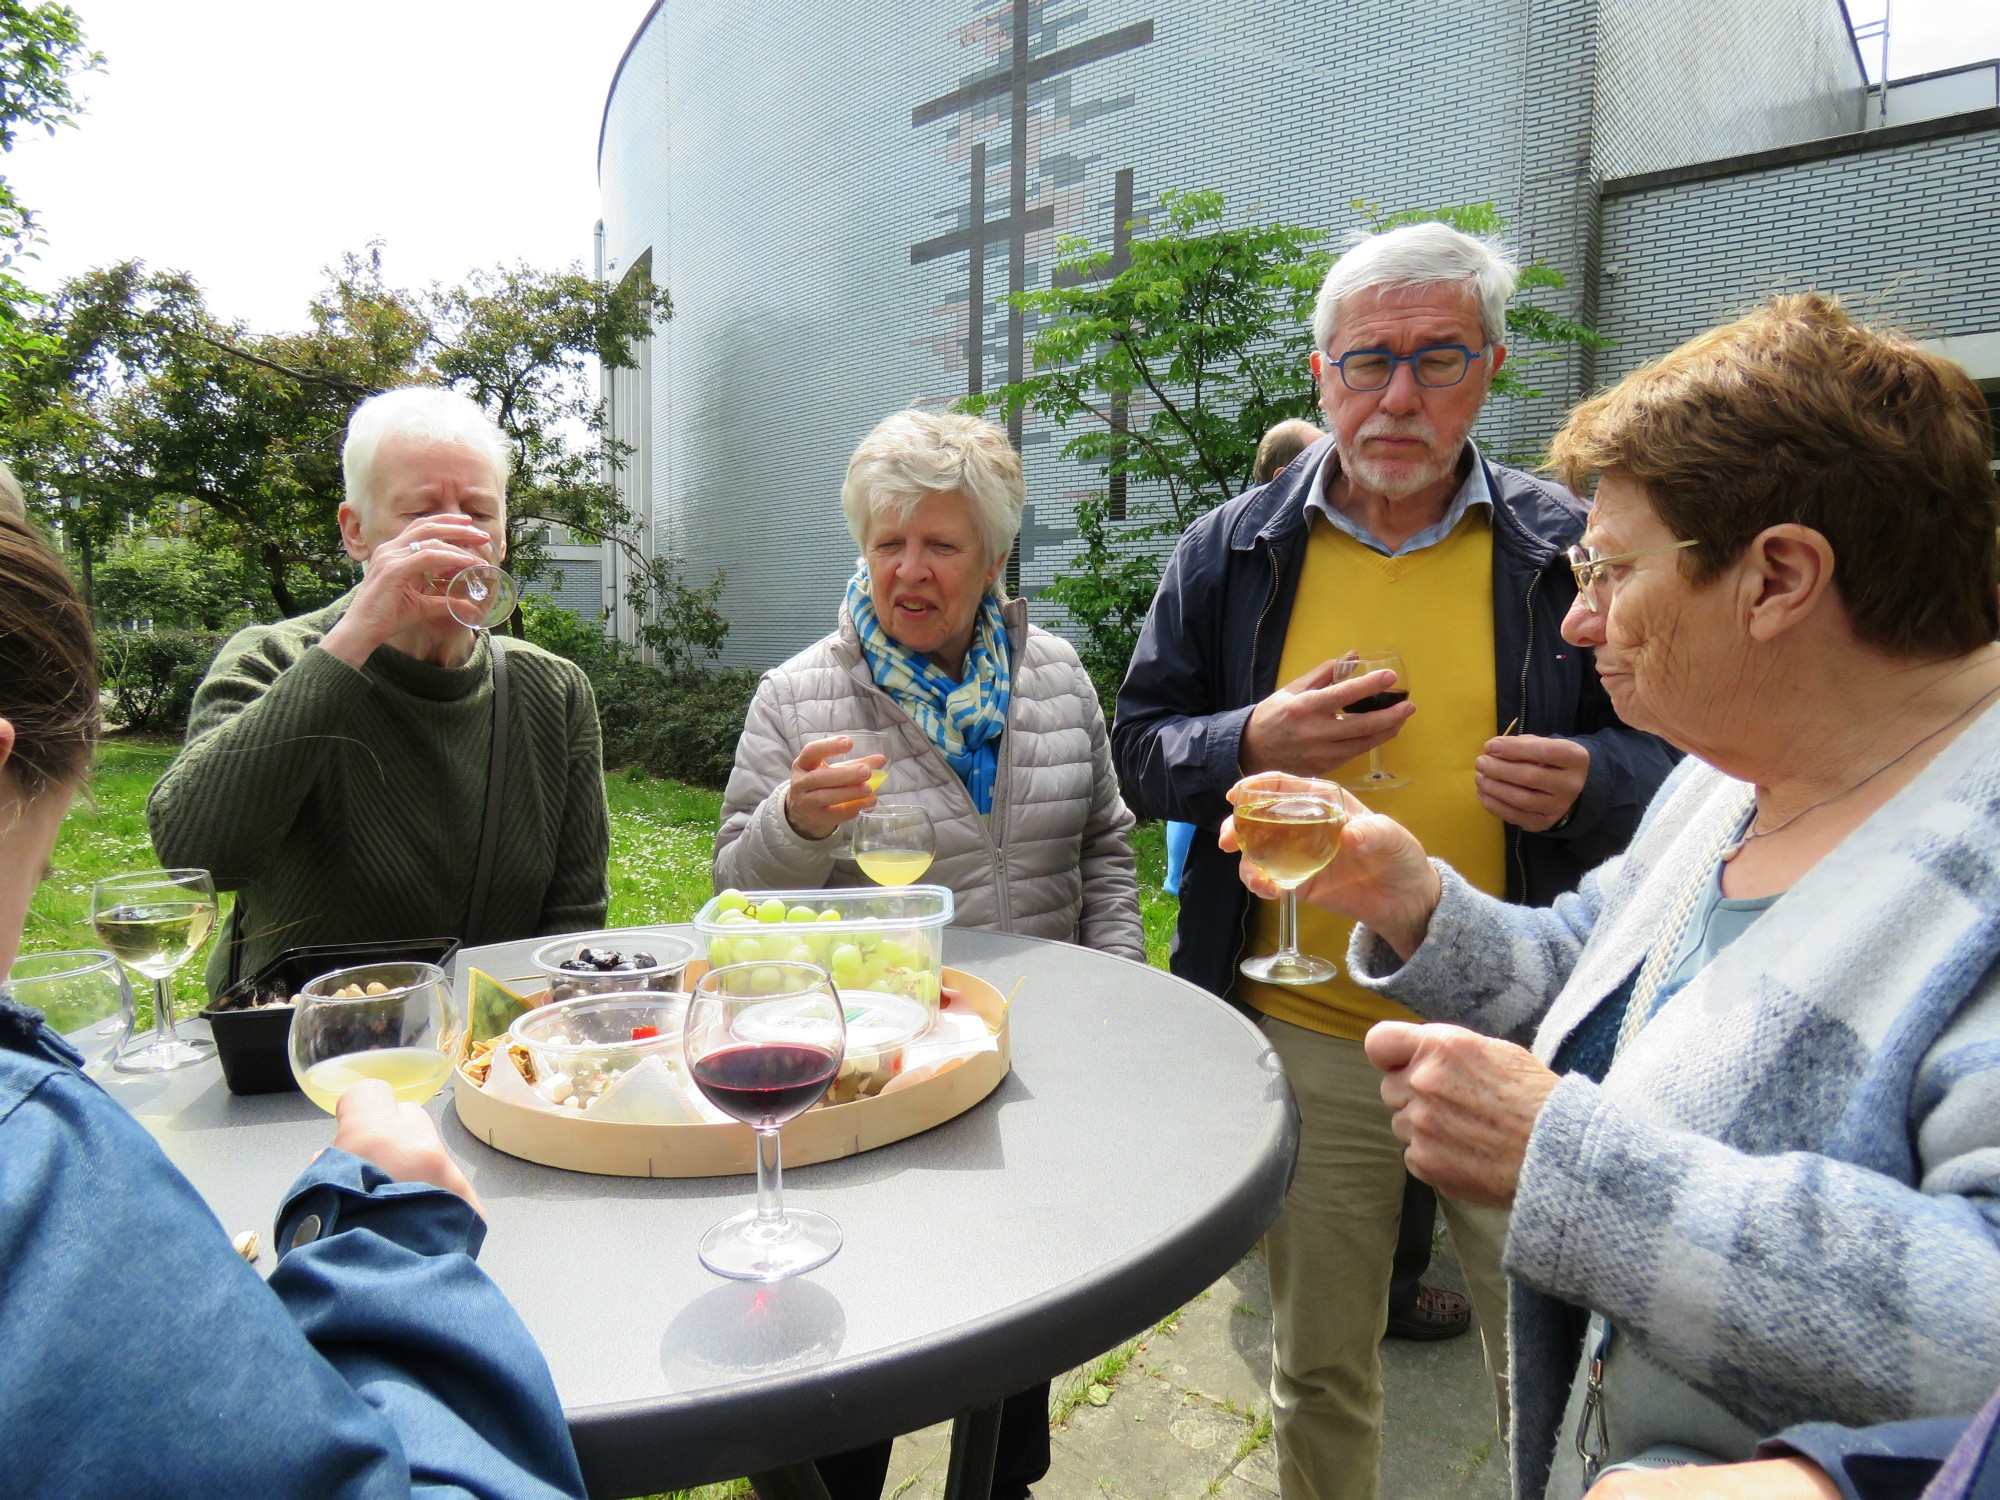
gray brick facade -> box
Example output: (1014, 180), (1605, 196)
(596, 0), (1988, 670)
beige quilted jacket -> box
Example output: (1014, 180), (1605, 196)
(714, 599), (1145, 962)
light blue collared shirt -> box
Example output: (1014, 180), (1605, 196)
(1298, 440), (1492, 556)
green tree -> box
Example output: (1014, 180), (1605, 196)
(0, 1), (98, 399)
(7, 250), (700, 646)
(965, 192), (1601, 706)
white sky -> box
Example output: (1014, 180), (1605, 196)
(3, 0), (1997, 336)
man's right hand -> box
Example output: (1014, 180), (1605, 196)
(784, 735), (884, 841)
(1238, 657), (1417, 777)
(320, 517), (494, 670)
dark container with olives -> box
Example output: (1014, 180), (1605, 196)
(203, 937), (461, 1096)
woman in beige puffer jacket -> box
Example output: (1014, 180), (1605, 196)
(712, 409), (1144, 967)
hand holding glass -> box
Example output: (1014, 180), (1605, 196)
(92, 868), (218, 1073)
(288, 962), (467, 1114)
(6, 950), (134, 1074)
(1234, 775), (1348, 986)
(833, 730), (890, 798)
(853, 805), (936, 886)
(1338, 652), (1411, 791)
(684, 961), (846, 1281)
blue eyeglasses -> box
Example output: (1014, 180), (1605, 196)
(1321, 343), (1491, 392)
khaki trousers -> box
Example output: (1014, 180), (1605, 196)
(1261, 1017), (1512, 1500)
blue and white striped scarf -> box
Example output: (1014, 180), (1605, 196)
(844, 566), (1011, 813)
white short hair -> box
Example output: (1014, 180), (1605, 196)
(341, 387), (512, 512)
(1311, 222), (1519, 352)
(841, 410), (1023, 584)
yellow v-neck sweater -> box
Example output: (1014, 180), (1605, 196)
(1239, 510), (1508, 1039)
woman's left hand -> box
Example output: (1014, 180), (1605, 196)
(1363, 1021), (1561, 1209)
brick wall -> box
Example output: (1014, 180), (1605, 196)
(1597, 126), (2000, 378)
(1592, 0), (1862, 180)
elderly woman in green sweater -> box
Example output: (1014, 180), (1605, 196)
(148, 387), (610, 997)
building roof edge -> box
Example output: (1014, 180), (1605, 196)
(1600, 106), (2000, 197)
(598, 0), (666, 184)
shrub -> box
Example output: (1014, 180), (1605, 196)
(520, 596), (756, 790)
(99, 629), (226, 733)
(91, 539), (269, 632)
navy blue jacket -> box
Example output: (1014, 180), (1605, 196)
(1762, 1385), (2000, 1499)
(1111, 438), (1680, 999)
(0, 998), (587, 1498)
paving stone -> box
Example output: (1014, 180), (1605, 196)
(878, 1229), (1507, 1500)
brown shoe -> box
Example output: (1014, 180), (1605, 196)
(1384, 1283), (1472, 1342)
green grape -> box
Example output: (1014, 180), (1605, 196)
(816, 907), (846, 924)
(785, 941), (815, 964)
(715, 888), (751, 914)
(787, 905), (820, 924)
(878, 939), (915, 970)
(716, 908), (753, 927)
(706, 937), (735, 968)
(756, 898), (787, 924)
(860, 958), (889, 988)
(749, 965), (783, 996)
(829, 943), (864, 984)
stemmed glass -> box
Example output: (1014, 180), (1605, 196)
(1233, 774), (1349, 986)
(91, 869), (218, 1073)
(1338, 652), (1412, 792)
(684, 961), (847, 1281)
(288, 961), (468, 1114)
(6, 950), (135, 1074)
(853, 806), (937, 886)
(444, 564), (521, 633)
(833, 730), (890, 799)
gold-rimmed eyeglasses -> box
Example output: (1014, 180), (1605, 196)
(1564, 539), (1698, 613)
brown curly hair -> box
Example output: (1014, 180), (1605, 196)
(1548, 292), (1999, 657)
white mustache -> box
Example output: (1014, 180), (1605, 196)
(1356, 417), (1436, 445)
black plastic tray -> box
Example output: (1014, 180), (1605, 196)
(201, 937), (461, 1096)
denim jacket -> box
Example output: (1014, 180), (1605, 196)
(0, 998), (586, 1498)
(1110, 437), (1680, 999)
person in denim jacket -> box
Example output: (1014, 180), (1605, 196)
(0, 510), (586, 1499)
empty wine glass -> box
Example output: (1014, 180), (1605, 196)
(444, 563), (521, 632)
(1337, 652), (1412, 792)
(6, 949), (135, 1074)
(92, 868), (218, 1073)
(853, 806), (937, 886)
(1233, 774), (1348, 987)
(288, 961), (468, 1115)
(684, 961), (847, 1281)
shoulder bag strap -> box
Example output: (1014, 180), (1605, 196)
(464, 635), (511, 942)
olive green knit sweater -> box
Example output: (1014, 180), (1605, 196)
(147, 594), (610, 997)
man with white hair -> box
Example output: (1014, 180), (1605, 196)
(1112, 223), (1676, 1499)
(151, 387), (610, 997)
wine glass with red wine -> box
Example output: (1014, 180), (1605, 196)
(684, 960), (848, 1281)
(1337, 651), (1412, 792)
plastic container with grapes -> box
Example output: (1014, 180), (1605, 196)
(690, 885), (955, 1024)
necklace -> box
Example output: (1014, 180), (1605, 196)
(1721, 681), (2000, 861)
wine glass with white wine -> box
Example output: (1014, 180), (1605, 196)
(288, 962), (468, 1114)
(853, 806), (937, 886)
(1336, 652), (1412, 792)
(1232, 775), (1348, 986)
(91, 869), (218, 1073)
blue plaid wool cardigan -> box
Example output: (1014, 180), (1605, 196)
(1350, 705), (2000, 1500)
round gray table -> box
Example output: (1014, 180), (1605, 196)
(105, 929), (1296, 1499)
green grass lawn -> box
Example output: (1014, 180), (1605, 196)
(25, 739), (1180, 1023)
